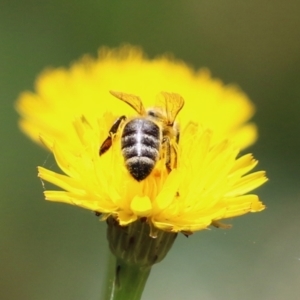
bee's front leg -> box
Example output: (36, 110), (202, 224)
(99, 115), (126, 155)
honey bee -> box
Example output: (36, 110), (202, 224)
(99, 91), (184, 181)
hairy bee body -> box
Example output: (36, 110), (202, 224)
(99, 91), (184, 181)
(121, 118), (161, 181)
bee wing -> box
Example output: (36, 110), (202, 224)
(109, 91), (146, 115)
(158, 92), (184, 125)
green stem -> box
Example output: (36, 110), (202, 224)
(107, 257), (151, 300)
(102, 251), (116, 300)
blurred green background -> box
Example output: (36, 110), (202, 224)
(1, 1), (299, 299)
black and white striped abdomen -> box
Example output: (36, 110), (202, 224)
(121, 118), (161, 181)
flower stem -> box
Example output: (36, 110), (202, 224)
(107, 257), (151, 300)
(102, 251), (116, 300)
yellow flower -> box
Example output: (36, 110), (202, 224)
(16, 45), (267, 234)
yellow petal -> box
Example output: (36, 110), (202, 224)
(131, 195), (153, 216)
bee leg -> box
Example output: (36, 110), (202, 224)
(172, 144), (178, 169)
(173, 132), (180, 168)
(99, 115), (126, 155)
(176, 132), (180, 144)
(162, 136), (172, 173)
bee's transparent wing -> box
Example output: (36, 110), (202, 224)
(109, 91), (146, 115)
(157, 92), (184, 125)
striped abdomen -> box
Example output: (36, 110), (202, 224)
(121, 118), (161, 181)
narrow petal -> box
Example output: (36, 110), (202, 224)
(225, 171), (268, 197)
(131, 196), (152, 216)
(38, 167), (85, 195)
